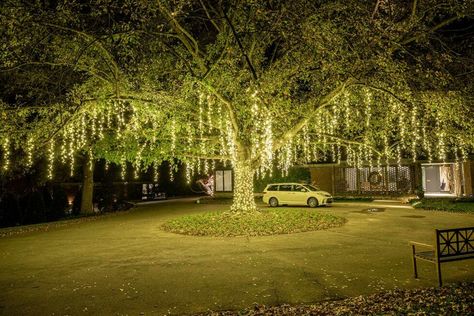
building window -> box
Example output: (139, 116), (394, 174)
(215, 170), (233, 192)
(334, 165), (413, 194)
(422, 163), (462, 196)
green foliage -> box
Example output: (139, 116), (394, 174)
(162, 208), (346, 237)
(411, 198), (474, 213)
(254, 167), (311, 192)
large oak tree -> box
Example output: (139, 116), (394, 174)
(1, 0), (473, 213)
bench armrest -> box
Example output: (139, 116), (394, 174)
(409, 241), (434, 249)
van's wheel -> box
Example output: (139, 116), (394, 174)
(269, 197), (279, 207)
(308, 197), (319, 208)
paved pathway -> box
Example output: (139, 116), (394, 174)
(0, 200), (473, 315)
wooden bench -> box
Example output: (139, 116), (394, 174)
(410, 226), (474, 287)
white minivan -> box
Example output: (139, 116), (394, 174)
(262, 183), (333, 207)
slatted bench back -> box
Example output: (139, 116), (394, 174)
(436, 227), (474, 259)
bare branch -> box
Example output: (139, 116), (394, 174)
(199, 0), (221, 32)
(40, 22), (120, 82)
(353, 82), (411, 106)
(310, 133), (383, 156)
(410, 0), (418, 23)
(1, 61), (112, 83)
(371, 0), (382, 20)
(157, 2), (208, 73)
(400, 16), (461, 46)
(222, 8), (258, 81)
(273, 78), (355, 152)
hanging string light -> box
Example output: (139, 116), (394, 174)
(88, 149), (94, 171)
(336, 142), (341, 165)
(171, 119), (176, 157)
(207, 95), (213, 133)
(250, 89), (262, 160)
(383, 134), (390, 166)
(398, 106), (406, 148)
(203, 159), (209, 175)
(421, 123), (432, 162)
(410, 103), (419, 162)
(169, 161), (174, 182)
(225, 116), (236, 163)
(79, 113), (86, 148)
(364, 89), (372, 128)
(312, 143), (319, 162)
(217, 104), (226, 160)
(153, 161), (159, 182)
(2, 137), (10, 171)
(396, 144), (402, 167)
(302, 124), (310, 163)
(47, 139), (55, 179)
(262, 115), (273, 173)
(120, 156), (126, 180)
(435, 112), (446, 161)
(97, 110), (104, 140)
(185, 160), (192, 184)
(460, 143), (468, 162)
(343, 92), (350, 131)
(26, 137), (34, 168)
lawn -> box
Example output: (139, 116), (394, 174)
(0, 199), (473, 315)
(411, 198), (474, 213)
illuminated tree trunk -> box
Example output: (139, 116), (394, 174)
(230, 158), (257, 213)
(80, 154), (94, 214)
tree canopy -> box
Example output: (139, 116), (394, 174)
(1, 0), (474, 212)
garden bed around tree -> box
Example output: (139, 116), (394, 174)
(161, 209), (346, 237)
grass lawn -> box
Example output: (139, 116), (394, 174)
(0, 198), (473, 315)
(412, 198), (474, 213)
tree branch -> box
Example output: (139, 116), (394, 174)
(181, 153), (230, 161)
(310, 133), (383, 156)
(352, 82), (411, 106)
(400, 16), (461, 46)
(1, 61), (111, 83)
(157, 2), (208, 73)
(222, 8), (258, 80)
(410, 0), (418, 23)
(371, 0), (382, 20)
(199, 0), (221, 32)
(39, 22), (120, 82)
(197, 80), (240, 144)
(273, 78), (355, 152)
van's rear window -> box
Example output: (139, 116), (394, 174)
(266, 185), (279, 191)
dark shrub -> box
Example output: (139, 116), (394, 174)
(0, 193), (21, 227)
(42, 186), (54, 220)
(71, 188), (82, 216)
(24, 190), (47, 224)
(50, 185), (68, 220)
(415, 185), (425, 199)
